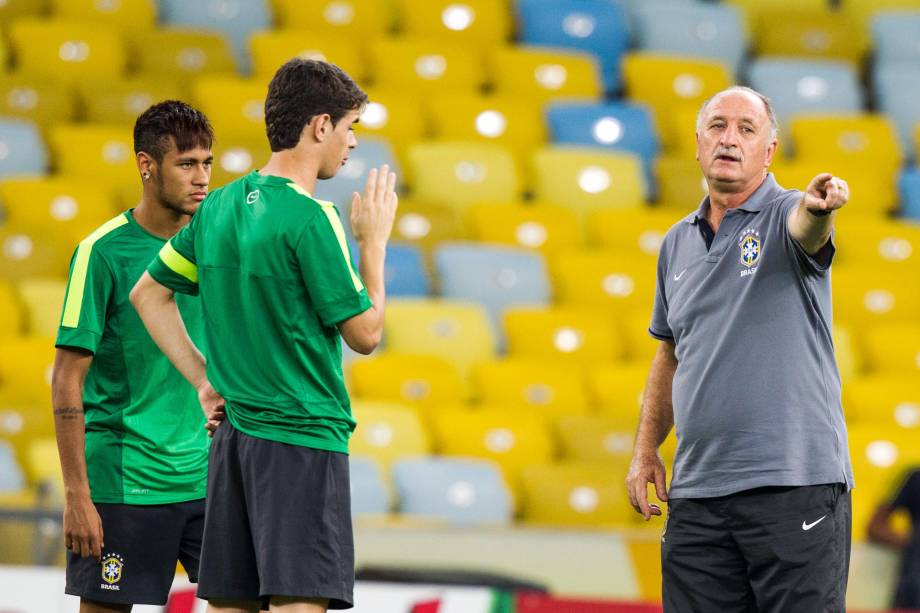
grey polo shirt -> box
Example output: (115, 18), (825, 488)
(650, 173), (854, 499)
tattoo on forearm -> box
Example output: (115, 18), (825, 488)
(53, 407), (83, 420)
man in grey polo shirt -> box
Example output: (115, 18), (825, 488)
(626, 85), (854, 612)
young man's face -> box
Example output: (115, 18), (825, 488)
(318, 109), (360, 180)
(150, 138), (213, 216)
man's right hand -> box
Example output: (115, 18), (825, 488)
(350, 164), (398, 248)
(627, 449), (669, 521)
(197, 380), (226, 435)
(64, 493), (104, 560)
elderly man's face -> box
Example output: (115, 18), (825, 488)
(696, 90), (777, 193)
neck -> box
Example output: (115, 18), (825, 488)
(259, 149), (320, 195)
(705, 173), (767, 231)
(133, 195), (189, 239)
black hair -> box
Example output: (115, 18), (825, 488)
(133, 100), (214, 163)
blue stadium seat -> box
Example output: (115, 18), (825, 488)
(156, 0), (272, 72)
(0, 119), (46, 179)
(874, 63), (920, 160)
(747, 58), (863, 126)
(872, 11), (920, 64)
(900, 169), (920, 221)
(546, 101), (659, 189)
(350, 455), (390, 517)
(313, 137), (401, 212)
(515, 0), (630, 92)
(392, 457), (512, 525)
(434, 242), (551, 333)
(350, 242), (430, 297)
(633, 1), (747, 76)
(0, 440), (25, 492)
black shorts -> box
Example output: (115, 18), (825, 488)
(662, 483), (851, 613)
(197, 421), (354, 609)
(65, 499), (204, 606)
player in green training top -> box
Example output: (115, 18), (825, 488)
(130, 60), (397, 612)
(52, 100), (216, 612)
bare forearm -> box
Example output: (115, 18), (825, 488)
(357, 241), (386, 332)
(635, 341), (677, 454)
(789, 201), (835, 255)
(51, 364), (90, 499)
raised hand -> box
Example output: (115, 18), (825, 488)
(350, 164), (398, 248)
(802, 173), (849, 214)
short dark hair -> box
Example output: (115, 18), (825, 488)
(264, 58), (368, 152)
(133, 100), (214, 163)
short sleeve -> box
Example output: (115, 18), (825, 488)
(56, 243), (115, 354)
(297, 205), (372, 327)
(147, 214), (199, 295)
(649, 240), (674, 341)
(781, 195), (835, 274)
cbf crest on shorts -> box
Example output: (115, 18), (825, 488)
(739, 228), (761, 277)
(101, 553), (125, 590)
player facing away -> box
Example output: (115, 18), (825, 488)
(130, 59), (397, 613)
(51, 100), (214, 612)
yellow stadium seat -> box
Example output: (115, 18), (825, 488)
(17, 278), (66, 339)
(349, 353), (465, 408)
(555, 415), (637, 464)
(586, 208), (677, 262)
(0, 337), (55, 407)
(471, 358), (590, 418)
(396, 0), (510, 45)
(271, 0), (391, 36)
(834, 216), (920, 274)
(0, 405), (54, 476)
(860, 323), (920, 375)
(368, 38), (484, 96)
(622, 53), (732, 152)
(519, 461), (636, 528)
(26, 437), (63, 497)
(842, 0), (920, 28)
(0, 178), (118, 248)
(250, 30), (365, 84)
(9, 19), (126, 84)
(489, 46), (602, 103)
(531, 147), (646, 215)
(389, 199), (467, 250)
(430, 407), (554, 489)
(426, 94), (546, 160)
(0, 280), (24, 339)
(50, 0), (156, 30)
(349, 401), (431, 467)
(833, 324), (862, 384)
(384, 299), (496, 372)
(466, 202), (582, 253)
(407, 142), (519, 210)
(771, 159), (896, 217)
(655, 154), (710, 209)
(191, 76), (265, 142)
(48, 124), (137, 192)
(752, 10), (867, 65)
(210, 134), (271, 190)
(504, 306), (624, 365)
(0, 228), (73, 281)
(844, 375), (920, 429)
(130, 29), (236, 83)
(551, 250), (656, 317)
(0, 0), (44, 24)
(621, 311), (659, 364)
(359, 89), (427, 162)
(588, 362), (647, 421)
(0, 75), (77, 127)
(76, 77), (184, 126)
(832, 267), (920, 327)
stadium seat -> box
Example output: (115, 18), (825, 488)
(746, 58), (864, 128)
(350, 455), (390, 517)
(844, 375), (920, 430)
(348, 353), (464, 408)
(76, 78), (184, 127)
(633, 1), (747, 76)
(834, 217), (920, 273)
(725, 0), (829, 34)
(831, 267), (920, 327)
(271, 0), (390, 36)
(384, 299), (496, 373)
(26, 437), (63, 497)
(435, 242), (551, 329)
(0, 228), (73, 281)
(860, 323), (920, 375)
(873, 63), (920, 160)
(8, 19), (126, 83)
(50, 0), (156, 29)
(314, 137), (401, 211)
(771, 159), (896, 217)
(588, 362), (647, 421)
(901, 168), (920, 220)
(349, 401), (431, 467)
(551, 250), (656, 317)
(871, 10), (920, 64)
(621, 53), (731, 152)
(379, 243), (429, 297)
(426, 94), (546, 160)
(519, 462), (636, 528)
(158, 0), (271, 72)
(358, 89), (427, 162)
(368, 38), (484, 96)
(430, 407), (555, 489)
(0, 119), (46, 180)
(17, 278), (66, 339)
(48, 124), (136, 192)
(407, 142), (520, 210)
(0, 178), (118, 248)
(654, 154), (709, 209)
(396, 0), (510, 45)
(515, 0), (630, 93)
(0, 405), (55, 476)
(622, 311), (660, 364)
(0, 280), (24, 339)
(471, 358), (590, 418)
(392, 457), (512, 525)
(130, 29), (237, 83)
(190, 76), (266, 142)
(504, 306), (625, 365)
(530, 147), (646, 214)
(752, 9), (866, 65)
(466, 202), (582, 253)
(489, 46), (603, 104)
(555, 415), (637, 464)
(388, 199), (466, 251)
(209, 134), (271, 190)
(0, 0), (44, 23)
(585, 208), (677, 262)
(0, 440), (25, 492)
(249, 31), (365, 84)
(0, 337), (55, 407)
(0, 75), (76, 127)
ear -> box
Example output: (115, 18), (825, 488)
(764, 137), (778, 168)
(311, 113), (332, 142)
(136, 151), (155, 180)
(695, 131), (701, 162)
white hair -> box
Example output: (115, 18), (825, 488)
(695, 86), (778, 140)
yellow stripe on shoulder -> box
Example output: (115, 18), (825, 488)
(61, 214), (129, 328)
(158, 241), (198, 284)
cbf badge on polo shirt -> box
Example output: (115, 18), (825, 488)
(739, 227), (761, 277)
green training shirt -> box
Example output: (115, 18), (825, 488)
(56, 210), (208, 505)
(147, 170), (371, 453)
